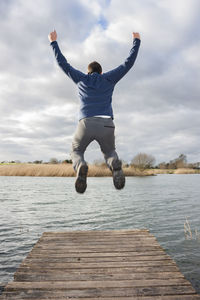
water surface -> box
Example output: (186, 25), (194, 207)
(0, 175), (200, 293)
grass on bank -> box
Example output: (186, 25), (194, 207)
(0, 163), (153, 177)
(146, 168), (200, 175)
(0, 164), (199, 177)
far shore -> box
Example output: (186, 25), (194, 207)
(0, 163), (199, 177)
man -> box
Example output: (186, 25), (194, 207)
(48, 30), (141, 193)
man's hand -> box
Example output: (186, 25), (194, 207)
(48, 30), (57, 42)
(133, 32), (140, 40)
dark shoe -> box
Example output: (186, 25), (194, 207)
(111, 159), (125, 190)
(75, 163), (88, 193)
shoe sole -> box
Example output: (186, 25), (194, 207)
(113, 169), (125, 189)
(112, 159), (125, 190)
(75, 164), (88, 194)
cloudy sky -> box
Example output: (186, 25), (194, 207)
(0, 0), (200, 164)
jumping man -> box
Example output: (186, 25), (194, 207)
(48, 30), (141, 193)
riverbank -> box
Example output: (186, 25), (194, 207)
(0, 163), (151, 177)
(0, 163), (199, 176)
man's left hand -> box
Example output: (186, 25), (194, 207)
(48, 30), (57, 42)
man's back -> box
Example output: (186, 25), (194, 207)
(50, 37), (141, 120)
(77, 72), (115, 120)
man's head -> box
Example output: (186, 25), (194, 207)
(87, 61), (102, 74)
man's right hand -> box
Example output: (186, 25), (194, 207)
(133, 32), (140, 40)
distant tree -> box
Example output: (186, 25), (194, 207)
(62, 159), (72, 164)
(168, 154), (187, 169)
(49, 158), (59, 164)
(194, 162), (200, 169)
(158, 162), (167, 169)
(33, 160), (43, 164)
(131, 153), (156, 170)
(158, 154), (188, 169)
(168, 160), (176, 169)
(175, 154), (187, 168)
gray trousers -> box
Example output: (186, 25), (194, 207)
(71, 117), (119, 172)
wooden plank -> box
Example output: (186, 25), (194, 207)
(39, 236), (157, 241)
(34, 240), (160, 247)
(1, 295), (200, 300)
(43, 229), (150, 235)
(5, 279), (191, 289)
(2, 296), (200, 300)
(41, 231), (151, 238)
(1, 285), (197, 298)
(29, 246), (163, 253)
(1, 296), (200, 300)
(15, 265), (181, 275)
(14, 271), (184, 281)
(27, 250), (167, 257)
(36, 239), (158, 245)
(19, 260), (177, 270)
(23, 255), (171, 264)
(33, 245), (163, 251)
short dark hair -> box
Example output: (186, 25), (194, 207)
(88, 61), (102, 74)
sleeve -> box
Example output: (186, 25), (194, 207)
(50, 41), (85, 84)
(103, 38), (141, 85)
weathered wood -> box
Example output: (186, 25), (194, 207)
(19, 262), (178, 272)
(14, 271), (184, 282)
(1, 285), (198, 298)
(27, 249), (166, 257)
(0, 229), (199, 299)
(23, 255), (171, 263)
(38, 236), (157, 242)
(36, 239), (158, 246)
(14, 265), (181, 274)
(41, 231), (153, 235)
(30, 245), (163, 253)
(4, 279), (191, 289)
(1, 295), (200, 300)
(33, 245), (163, 251)
(16, 265), (181, 276)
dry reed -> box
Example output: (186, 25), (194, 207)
(174, 168), (199, 174)
(0, 163), (151, 177)
(184, 217), (193, 240)
(0, 164), (199, 177)
(0, 164), (75, 177)
(184, 217), (200, 241)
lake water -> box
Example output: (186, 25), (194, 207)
(0, 174), (200, 294)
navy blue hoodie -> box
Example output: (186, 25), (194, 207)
(50, 38), (141, 120)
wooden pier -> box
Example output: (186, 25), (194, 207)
(1, 229), (200, 299)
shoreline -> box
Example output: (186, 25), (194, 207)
(0, 164), (199, 177)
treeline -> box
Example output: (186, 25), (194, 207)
(1, 153), (200, 170)
(0, 158), (72, 164)
(156, 154), (200, 170)
(94, 153), (200, 170)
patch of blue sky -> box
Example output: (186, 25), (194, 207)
(98, 15), (108, 29)
(62, 2), (98, 41)
(105, 0), (111, 5)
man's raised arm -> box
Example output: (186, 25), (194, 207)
(103, 32), (141, 84)
(48, 30), (85, 84)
